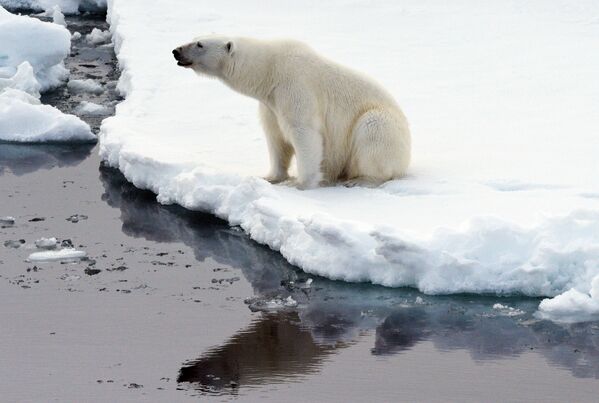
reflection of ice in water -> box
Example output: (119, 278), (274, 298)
(98, 166), (599, 395)
(0, 143), (93, 176)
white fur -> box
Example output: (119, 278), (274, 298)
(174, 36), (411, 189)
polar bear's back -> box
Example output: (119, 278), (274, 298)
(269, 39), (398, 110)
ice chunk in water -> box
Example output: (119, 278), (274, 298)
(28, 248), (87, 262)
(34, 237), (58, 249)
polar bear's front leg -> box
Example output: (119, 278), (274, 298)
(287, 125), (323, 189)
(259, 104), (293, 184)
(275, 92), (323, 189)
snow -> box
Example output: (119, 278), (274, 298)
(51, 4), (65, 26)
(0, 8), (95, 143)
(27, 247), (87, 261)
(100, 0), (599, 322)
(0, 6), (70, 91)
(67, 78), (103, 94)
(0, 62), (41, 97)
(0, 88), (95, 142)
(537, 276), (599, 323)
(75, 100), (108, 115)
(0, 0), (106, 14)
(85, 27), (110, 45)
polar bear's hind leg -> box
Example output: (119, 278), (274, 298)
(347, 108), (411, 186)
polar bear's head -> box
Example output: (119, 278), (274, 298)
(172, 36), (234, 77)
(173, 36), (275, 99)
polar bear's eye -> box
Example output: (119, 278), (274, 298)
(196, 42), (203, 48)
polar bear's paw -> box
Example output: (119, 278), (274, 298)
(278, 177), (298, 187)
(270, 176), (331, 190)
(263, 173), (289, 184)
(343, 178), (380, 188)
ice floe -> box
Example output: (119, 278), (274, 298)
(0, 88), (95, 142)
(0, 6), (70, 91)
(99, 0), (599, 322)
(0, 0), (106, 14)
(0, 6), (95, 142)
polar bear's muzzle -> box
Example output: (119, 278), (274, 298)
(172, 47), (193, 67)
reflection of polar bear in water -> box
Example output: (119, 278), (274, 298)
(173, 36), (411, 189)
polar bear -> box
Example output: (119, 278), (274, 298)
(173, 36), (410, 189)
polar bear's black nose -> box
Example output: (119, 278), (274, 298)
(172, 48), (181, 60)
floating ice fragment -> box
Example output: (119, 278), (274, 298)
(75, 101), (108, 116)
(0, 88), (95, 143)
(34, 237), (58, 249)
(537, 276), (599, 323)
(493, 303), (524, 317)
(66, 214), (88, 223)
(86, 28), (110, 45)
(244, 295), (298, 312)
(67, 78), (103, 94)
(28, 248), (87, 262)
(0, 216), (15, 225)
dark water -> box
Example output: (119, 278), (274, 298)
(2, 10), (599, 403)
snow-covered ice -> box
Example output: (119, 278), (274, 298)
(27, 247), (86, 261)
(0, 6), (70, 91)
(67, 78), (103, 94)
(85, 27), (110, 45)
(0, 88), (95, 142)
(0, 62), (41, 97)
(100, 0), (599, 322)
(537, 276), (599, 323)
(50, 4), (65, 26)
(0, 0), (106, 14)
(0, 6), (95, 142)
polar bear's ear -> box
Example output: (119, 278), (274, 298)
(226, 41), (234, 54)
